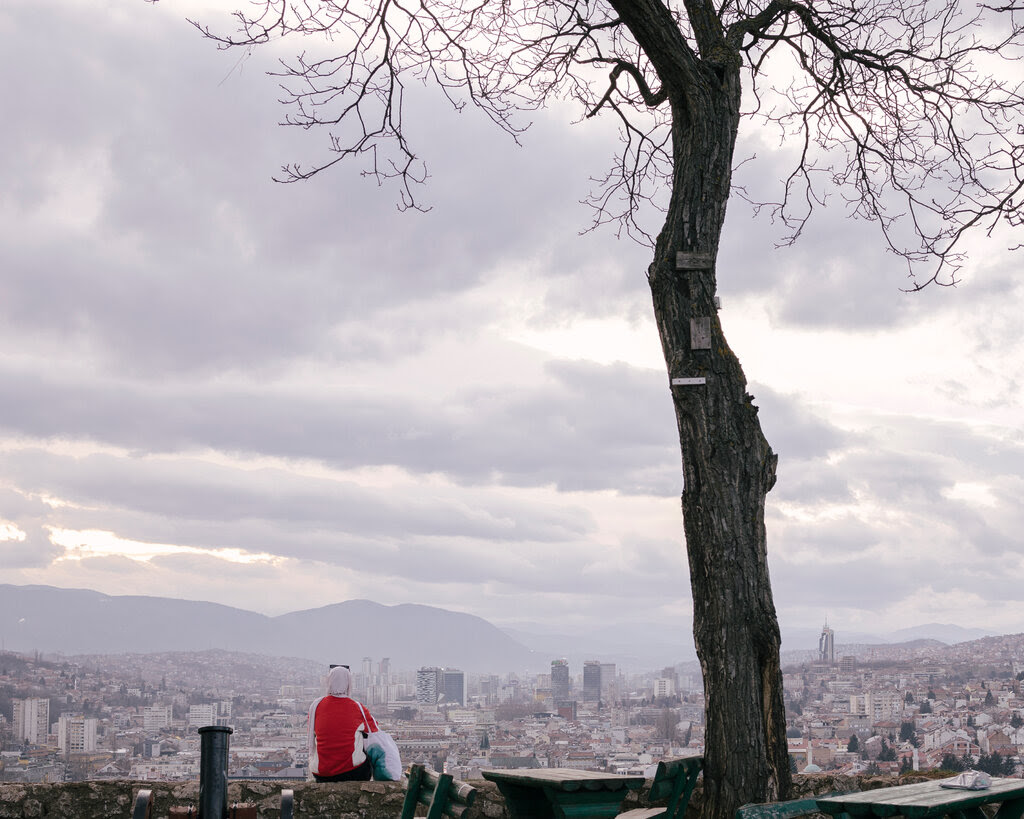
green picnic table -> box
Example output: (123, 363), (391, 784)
(481, 767), (646, 818)
(816, 777), (1024, 819)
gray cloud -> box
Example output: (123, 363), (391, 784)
(5, 448), (594, 549)
(0, 526), (65, 569)
(1, 0), (1021, 641)
(0, 1), (649, 385)
(0, 358), (682, 495)
(0, 366), (854, 504)
(771, 461), (853, 505)
(769, 555), (905, 610)
(765, 412), (1024, 620)
(750, 384), (848, 461)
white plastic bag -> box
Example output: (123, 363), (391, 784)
(364, 730), (402, 781)
(940, 770), (991, 790)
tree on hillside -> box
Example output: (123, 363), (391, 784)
(194, 0), (1024, 815)
(878, 740), (898, 762)
(657, 706), (681, 741)
(976, 751), (1016, 776)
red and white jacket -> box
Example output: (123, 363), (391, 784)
(307, 666), (379, 777)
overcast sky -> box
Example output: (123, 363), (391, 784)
(2, 0), (1022, 652)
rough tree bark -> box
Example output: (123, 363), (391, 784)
(608, 0), (792, 812)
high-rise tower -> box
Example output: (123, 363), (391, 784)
(582, 661), (601, 703)
(441, 669), (466, 705)
(551, 658), (571, 705)
(12, 697), (49, 745)
(416, 667), (442, 704)
(819, 620), (835, 664)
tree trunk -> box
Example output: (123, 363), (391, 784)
(607, 2), (793, 816)
(653, 74), (792, 819)
(653, 111), (792, 818)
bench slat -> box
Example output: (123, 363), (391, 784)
(618, 756), (703, 819)
(402, 763), (477, 819)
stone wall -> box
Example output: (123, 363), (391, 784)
(0, 779), (507, 818)
(0, 773), (912, 818)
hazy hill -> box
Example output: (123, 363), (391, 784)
(0, 584), (540, 673)
(2, 584), (1007, 675)
(271, 600), (542, 672)
(779, 621), (995, 652)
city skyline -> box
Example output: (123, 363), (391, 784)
(4, 634), (1024, 788)
(1, 0), (1022, 642)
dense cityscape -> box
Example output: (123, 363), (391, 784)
(3, 625), (1024, 785)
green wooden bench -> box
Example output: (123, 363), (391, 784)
(401, 763), (478, 819)
(737, 793), (852, 819)
(617, 756), (704, 819)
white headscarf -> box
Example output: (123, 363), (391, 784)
(326, 665), (353, 697)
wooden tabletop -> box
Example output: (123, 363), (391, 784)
(817, 778), (1024, 818)
(481, 768), (646, 792)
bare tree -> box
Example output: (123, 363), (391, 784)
(191, 0), (1024, 815)
(657, 706), (681, 741)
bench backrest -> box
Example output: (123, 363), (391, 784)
(401, 763), (477, 819)
(647, 756), (704, 819)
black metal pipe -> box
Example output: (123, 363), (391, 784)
(198, 725), (232, 819)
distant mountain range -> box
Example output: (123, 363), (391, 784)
(0, 584), (1003, 673)
(0, 584), (541, 673)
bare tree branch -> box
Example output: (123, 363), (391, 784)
(191, 0), (1023, 281)
(722, 0), (1024, 285)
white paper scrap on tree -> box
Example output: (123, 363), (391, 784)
(672, 377), (707, 386)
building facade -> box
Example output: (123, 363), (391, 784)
(188, 704), (216, 727)
(582, 661), (601, 703)
(416, 667), (443, 704)
(143, 706), (171, 731)
(57, 715), (97, 754)
(600, 663), (617, 703)
(551, 659), (571, 706)
(441, 669), (466, 706)
(12, 697), (50, 745)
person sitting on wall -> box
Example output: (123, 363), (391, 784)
(307, 664), (379, 782)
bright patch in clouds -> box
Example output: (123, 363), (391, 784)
(48, 528), (280, 566)
(0, 521), (26, 542)
(943, 481), (997, 508)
